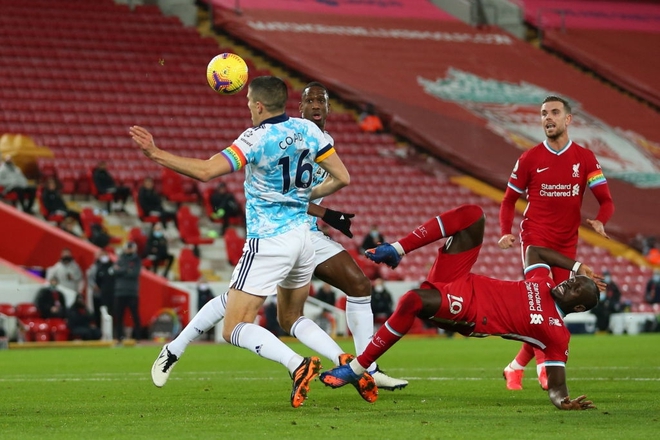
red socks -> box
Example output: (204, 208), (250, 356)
(398, 204), (483, 254)
(356, 290), (423, 368)
(514, 343), (535, 366)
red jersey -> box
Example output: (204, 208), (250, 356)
(506, 140), (608, 249)
(426, 265), (571, 365)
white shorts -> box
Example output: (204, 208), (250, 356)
(229, 223), (316, 296)
(310, 230), (345, 266)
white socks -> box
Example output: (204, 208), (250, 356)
(290, 316), (344, 366)
(345, 296), (377, 372)
(506, 360), (525, 371)
(231, 322), (303, 374)
(168, 292), (228, 357)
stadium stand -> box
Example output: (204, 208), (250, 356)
(0, 0), (655, 316)
(516, 0), (660, 108)
(204, 0), (660, 242)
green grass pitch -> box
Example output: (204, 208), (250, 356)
(1, 334), (658, 439)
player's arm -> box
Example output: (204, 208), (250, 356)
(547, 365), (595, 410)
(307, 203), (355, 238)
(499, 156), (526, 249)
(498, 186), (522, 249)
(130, 126), (232, 182)
(525, 246), (605, 289)
(310, 151), (350, 200)
(586, 183), (614, 239)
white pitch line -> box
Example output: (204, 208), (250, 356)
(1, 375), (658, 383)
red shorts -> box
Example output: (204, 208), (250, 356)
(422, 243), (481, 285)
(420, 244), (481, 335)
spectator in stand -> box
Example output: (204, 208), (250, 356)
(113, 241), (142, 342)
(645, 270), (660, 305)
(86, 249), (116, 327)
(361, 224), (385, 254)
(314, 282), (336, 306)
(196, 277), (215, 312)
(262, 295), (283, 337)
(0, 154), (36, 214)
(196, 278), (215, 340)
(41, 177), (84, 229)
(143, 223), (174, 278)
(92, 160), (130, 213)
(35, 276), (67, 319)
(358, 103), (384, 133)
(67, 293), (102, 341)
(137, 177), (177, 229)
(46, 248), (84, 294)
(590, 270), (623, 332)
(371, 277), (394, 324)
(59, 216), (83, 238)
(209, 182), (242, 236)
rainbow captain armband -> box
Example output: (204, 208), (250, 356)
(587, 170), (606, 188)
(221, 145), (247, 172)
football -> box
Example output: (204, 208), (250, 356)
(206, 53), (249, 95)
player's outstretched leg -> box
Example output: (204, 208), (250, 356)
(336, 353), (378, 403)
(151, 344), (179, 387)
(320, 361), (378, 404)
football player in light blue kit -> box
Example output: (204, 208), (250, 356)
(131, 76), (373, 408)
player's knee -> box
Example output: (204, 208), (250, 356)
(350, 274), (372, 298)
(460, 204), (485, 225)
(396, 290), (425, 317)
(221, 327), (233, 343)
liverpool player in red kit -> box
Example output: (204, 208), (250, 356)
(499, 96), (614, 390)
(320, 204), (603, 410)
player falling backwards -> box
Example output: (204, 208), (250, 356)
(320, 204), (602, 410)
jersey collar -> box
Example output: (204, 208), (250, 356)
(543, 139), (573, 155)
(259, 113), (289, 127)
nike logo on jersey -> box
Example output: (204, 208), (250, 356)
(536, 167), (550, 173)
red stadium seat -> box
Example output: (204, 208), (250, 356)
(176, 205), (213, 251)
(48, 318), (70, 341)
(15, 302), (40, 321)
(177, 247), (200, 282)
(161, 168), (197, 204)
(224, 227), (245, 266)
(0, 303), (16, 317)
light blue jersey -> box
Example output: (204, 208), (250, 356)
(309, 131), (334, 232)
(221, 114), (334, 239)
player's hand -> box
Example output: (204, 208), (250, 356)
(586, 219), (609, 239)
(577, 264), (607, 291)
(560, 395), (596, 410)
(365, 243), (402, 269)
(498, 234), (516, 249)
(321, 208), (355, 238)
(129, 126), (158, 159)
